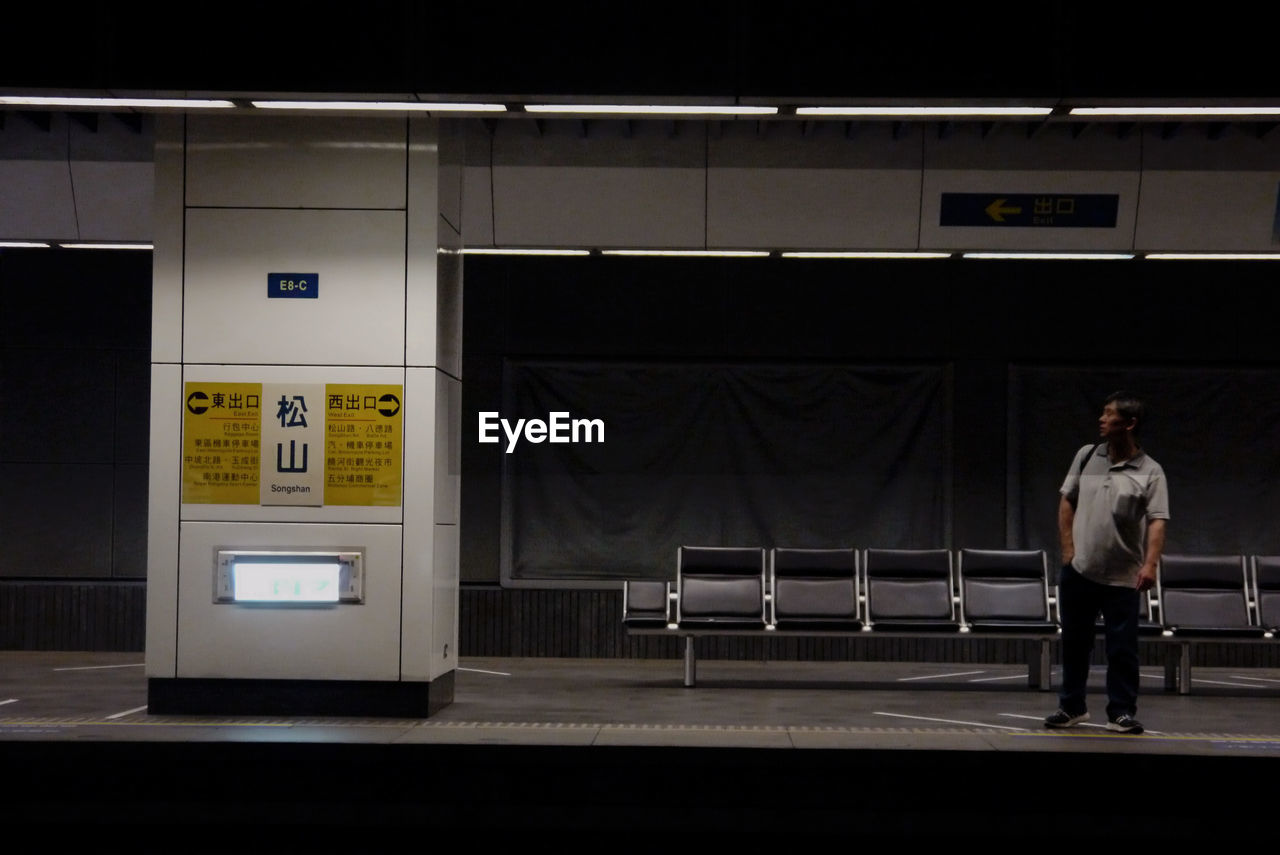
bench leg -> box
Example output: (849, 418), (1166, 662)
(1163, 647), (1179, 692)
(1027, 639), (1047, 689)
(1178, 642), (1192, 696)
(683, 636), (696, 688)
(1028, 639), (1052, 691)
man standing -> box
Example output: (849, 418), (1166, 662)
(1046, 391), (1169, 734)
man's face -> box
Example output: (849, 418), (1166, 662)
(1099, 402), (1135, 439)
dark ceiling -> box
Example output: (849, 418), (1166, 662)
(2, 1), (1274, 100)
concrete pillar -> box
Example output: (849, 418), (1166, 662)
(145, 113), (461, 716)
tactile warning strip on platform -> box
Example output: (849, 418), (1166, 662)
(3, 716), (1279, 746)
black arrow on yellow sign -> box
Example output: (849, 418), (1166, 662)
(377, 394), (401, 417)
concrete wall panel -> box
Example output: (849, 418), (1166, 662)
(185, 114), (407, 209)
(183, 208), (406, 365)
(0, 160), (78, 239)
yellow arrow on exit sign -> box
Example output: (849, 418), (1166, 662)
(985, 198), (1023, 222)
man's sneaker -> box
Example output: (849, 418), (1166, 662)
(1107, 714), (1144, 734)
(1044, 709), (1090, 728)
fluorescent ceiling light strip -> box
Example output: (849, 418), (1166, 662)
(0, 96), (234, 109)
(524, 104), (777, 116)
(781, 251), (951, 259)
(601, 249), (771, 257)
(796, 106), (1052, 117)
(59, 242), (153, 250)
(462, 248), (590, 256)
(0, 241), (51, 248)
(963, 252), (1134, 260)
(1071, 106), (1280, 117)
(1146, 253), (1280, 260)
(252, 100), (506, 112)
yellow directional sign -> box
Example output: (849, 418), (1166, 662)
(182, 382), (262, 504)
(322, 384), (404, 507)
(182, 381), (404, 508)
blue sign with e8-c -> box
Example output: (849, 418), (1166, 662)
(268, 273), (318, 299)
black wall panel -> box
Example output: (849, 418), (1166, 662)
(0, 248), (152, 580)
(461, 256), (1280, 584)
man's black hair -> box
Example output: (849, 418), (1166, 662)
(1104, 390), (1145, 434)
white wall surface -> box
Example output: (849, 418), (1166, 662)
(490, 121), (706, 247)
(145, 363), (182, 678)
(1136, 170), (1280, 251)
(151, 115), (185, 362)
(0, 160), (78, 238)
(175, 521), (404, 680)
(8, 116), (1279, 252)
(0, 111), (153, 242)
(184, 114), (408, 209)
(1135, 127), (1280, 251)
(707, 123), (924, 249)
(69, 160), (153, 241)
(182, 207), (408, 365)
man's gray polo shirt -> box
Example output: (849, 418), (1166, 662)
(1060, 443), (1171, 587)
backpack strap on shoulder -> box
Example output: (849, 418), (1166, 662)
(1078, 442), (1102, 475)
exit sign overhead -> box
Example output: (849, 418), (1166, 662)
(940, 193), (1119, 228)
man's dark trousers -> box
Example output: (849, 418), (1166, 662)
(1057, 564), (1140, 720)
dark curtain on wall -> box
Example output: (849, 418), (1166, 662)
(501, 361), (950, 582)
(1008, 366), (1280, 563)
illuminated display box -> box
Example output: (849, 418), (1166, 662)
(214, 550), (364, 604)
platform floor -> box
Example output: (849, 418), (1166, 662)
(2, 651), (1278, 844)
